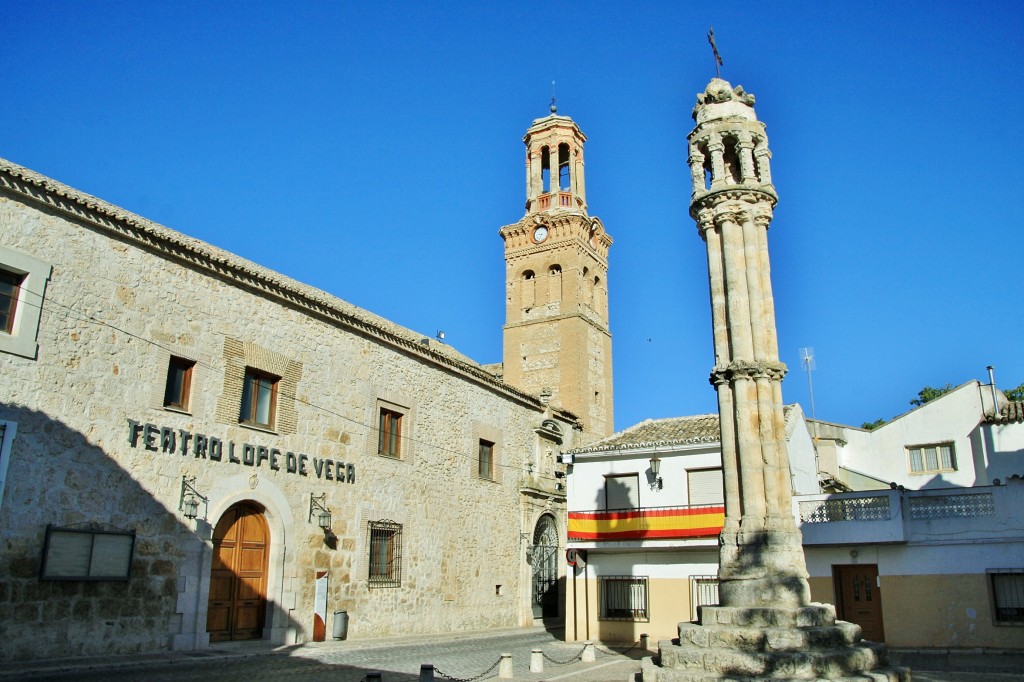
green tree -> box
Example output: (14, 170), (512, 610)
(909, 384), (954, 407)
(1004, 382), (1024, 402)
(861, 418), (887, 430)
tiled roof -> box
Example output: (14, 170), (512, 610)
(568, 414), (721, 454)
(989, 401), (1024, 424)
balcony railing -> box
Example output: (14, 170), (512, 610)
(536, 192), (575, 211)
(568, 504), (724, 542)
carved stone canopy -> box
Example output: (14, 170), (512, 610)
(692, 78), (757, 123)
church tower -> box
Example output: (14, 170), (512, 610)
(500, 105), (613, 440)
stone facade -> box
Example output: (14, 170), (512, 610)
(0, 155), (574, 661)
(500, 110), (614, 442)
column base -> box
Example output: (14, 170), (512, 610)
(641, 604), (909, 681)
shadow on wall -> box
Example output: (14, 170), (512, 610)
(0, 404), (302, 663)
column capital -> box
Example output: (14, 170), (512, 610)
(710, 360), (788, 386)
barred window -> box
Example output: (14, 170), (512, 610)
(600, 576), (648, 621)
(368, 520), (402, 588)
(907, 442), (956, 474)
(989, 569), (1024, 624)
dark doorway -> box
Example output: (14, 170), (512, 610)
(531, 515), (559, 619)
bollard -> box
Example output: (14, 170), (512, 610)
(499, 652), (513, 679)
(365, 672), (383, 682)
(640, 633), (649, 650)
(582, 641), (596, 662)
(530, 648), (544, 673)
(419, 664), (434, 681)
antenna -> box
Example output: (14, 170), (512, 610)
(799, 346), (818, 437)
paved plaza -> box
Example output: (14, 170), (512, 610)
(2, 627), (1021, 682)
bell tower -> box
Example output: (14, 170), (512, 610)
(500, 105), (613, 440)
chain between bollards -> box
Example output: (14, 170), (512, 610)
(432, 653), (506, 682)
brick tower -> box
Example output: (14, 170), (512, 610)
(643, 78), (906, 680)
(500, 105), (613, 440)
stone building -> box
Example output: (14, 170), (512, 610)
(0, 108), (605, 661)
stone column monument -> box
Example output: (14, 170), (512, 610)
(641, 78), (908, 681)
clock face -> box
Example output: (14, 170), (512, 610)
(533, 226), (549, 243)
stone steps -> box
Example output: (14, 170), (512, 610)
(641, 655), (911, 682)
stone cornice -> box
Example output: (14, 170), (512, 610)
(503, 309), (611, 337)
(690, 186), (777, 220)
(0, 158), (555, 413)
(500, 212), (610, 263)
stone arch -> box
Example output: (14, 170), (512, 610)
(548, 264), (562, 303)
(176, 473), (296, 650)
(530, 513), (561, 619)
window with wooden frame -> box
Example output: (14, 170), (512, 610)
(239, 368), (279, 429)
(163, 357), (195, 411)
(478, 439), (495, 480)
(989, 569), (1024, 624)
(907, 442), (956, 475)
(378, 408), (403, 458)
(600, 575), (649, 621)
(368, 520), (402, 588)
(0, 269), (23, 335)
(0, 246), (51, 359)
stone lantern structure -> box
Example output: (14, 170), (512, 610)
(642, 78), (907, 681)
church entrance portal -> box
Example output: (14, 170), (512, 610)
(208, 503), (270, 641)
(531, 515), (559, 619)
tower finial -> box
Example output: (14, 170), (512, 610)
(550, 80), (557, 114)
(707, 25), (724, 79)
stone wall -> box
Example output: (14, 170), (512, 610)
(0, 162), (574, 661)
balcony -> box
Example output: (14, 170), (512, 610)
(568, 504), (724, 543)
(536, 192), (575, 211)
(794, 487), (1008, 546)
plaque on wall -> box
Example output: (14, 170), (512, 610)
(39, 525), (135, 581)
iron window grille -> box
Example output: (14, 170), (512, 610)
(691, 574), (720, 621)
(599, 575), (649, 622)
(989, 569), (1024, 624)
(368, 520), (402, 588)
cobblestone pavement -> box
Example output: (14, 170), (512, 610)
(8, 628), (645, 682)
(6, 628), (1024, 682)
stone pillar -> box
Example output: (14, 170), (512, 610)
(643, 75), (908, 682)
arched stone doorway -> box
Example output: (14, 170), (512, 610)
(531, 514), (559, 620)
(207, 502), (270, 641)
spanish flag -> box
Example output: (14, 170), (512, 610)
(568, 506), (724, 541)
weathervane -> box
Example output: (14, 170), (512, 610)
(550, 80), (557, 114)
(707, 25), (723, 78)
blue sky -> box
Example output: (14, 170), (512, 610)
(3, 1), (1023, 432)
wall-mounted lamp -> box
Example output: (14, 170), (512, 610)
(309, 493), (332, 530)
(649, 455), (663, 490)
(179, 476), (208, 520)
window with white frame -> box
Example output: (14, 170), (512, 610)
(600, 575), (649, 621)
(0, 245), (52, 359)
(907, 442), (956, 474)
(989, 569), (1024, 624)
(0, 420), (16, 511)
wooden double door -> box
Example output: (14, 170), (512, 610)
(208, 503), (269, 641)
(834, 564), (885, 643)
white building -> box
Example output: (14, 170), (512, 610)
(560, 406), (819, 643)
